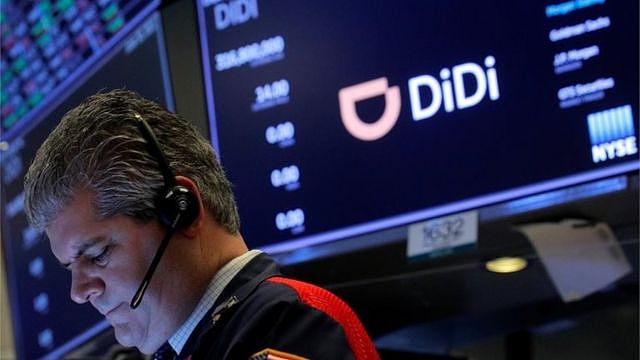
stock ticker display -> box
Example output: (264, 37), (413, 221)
(0, 11), (172, 360)
(197, 0), (639, 253)
(0, 0), (159, 138)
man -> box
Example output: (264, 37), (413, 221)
(23, 90), (379, 359)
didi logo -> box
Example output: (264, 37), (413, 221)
(338, 77), (402, 141)
(338, 56), (500, 141)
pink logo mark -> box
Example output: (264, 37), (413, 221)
(338, 77), (401, 141)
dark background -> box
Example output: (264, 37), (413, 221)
(1, 0), (638, 359)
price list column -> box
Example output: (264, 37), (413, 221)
(199, 0), (308, 248)
(2, 137), (58, 355)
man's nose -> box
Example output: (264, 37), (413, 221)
(70, 268), (104, 304)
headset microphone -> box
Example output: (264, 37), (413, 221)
(130, 113), (199, 309)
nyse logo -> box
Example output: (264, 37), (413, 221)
(338, 56), (500, 141)
(588, 105), (638, 163)
(209, 0), (259, 30)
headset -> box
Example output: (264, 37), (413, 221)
(130, 113), (199, 308)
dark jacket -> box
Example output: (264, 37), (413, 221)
(176, 253), (379, 360)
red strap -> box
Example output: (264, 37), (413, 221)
(267, 277), (380, 360)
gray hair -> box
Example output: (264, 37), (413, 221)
(23, 90), (240, 233)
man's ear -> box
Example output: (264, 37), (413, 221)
(175, 175), (205, 238)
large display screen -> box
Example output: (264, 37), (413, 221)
(196, 0), (639, 254)
(0, 12), (173, 360)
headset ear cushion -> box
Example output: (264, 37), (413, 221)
(157, 186), (200, 229)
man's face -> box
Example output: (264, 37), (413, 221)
(46, 190), (175, 353)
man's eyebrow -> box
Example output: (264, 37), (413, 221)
(59, 237), (106, 268)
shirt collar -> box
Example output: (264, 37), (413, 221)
(168, 249), (262, 354)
